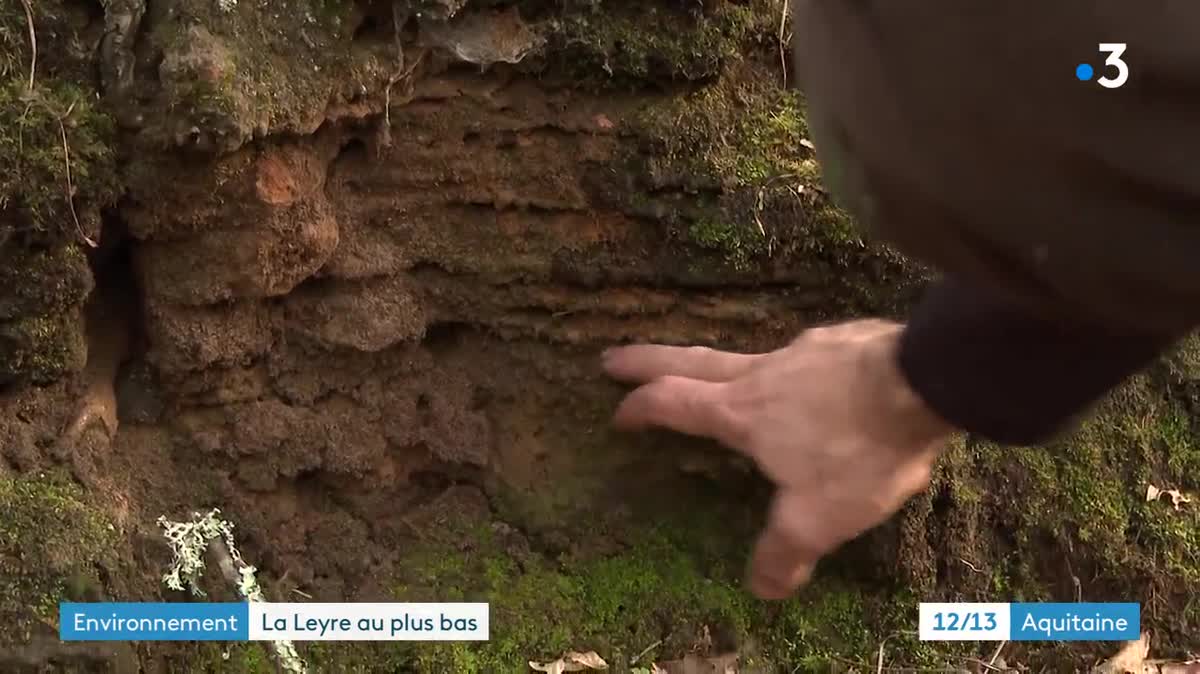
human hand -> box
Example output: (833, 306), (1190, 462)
(602, 320), (954, 599)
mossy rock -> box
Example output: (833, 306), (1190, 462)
(0, 1), (116, 383)
(0, 76), (119, 242)
(1, 0), (119, 241)
(0, 244), (93, 322)
(527, 0), (770, 89)
(587, 56), (927, 314)
(138, 0), (391, 153)
(0, 472), (118, 646)
(0, 308), (88, 385)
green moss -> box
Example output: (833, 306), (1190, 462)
(388, 526), (746, 672)
(633, 74), (815, 190)
(768, 584), (870, 670)
(538, 1), (764, 88)
(1, 1), (119, 236)
(0, 2), (116, 378)
(687, 218), (766, 272)
(0, 309), (87, 384)
(615, 61), (925, 309)
(0, 472), (117, 645)
(0, 77), (119, 238)
(356, 482), (979, 674)
(143, 0), (388, 152)
(213, 644), (277, 673)
(0, 243), (92, 384)
(920, 338), (1200, 659)
(0, 243), (93, 321)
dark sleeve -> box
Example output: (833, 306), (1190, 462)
(897, 277), (1182, 446)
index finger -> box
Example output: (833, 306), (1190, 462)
(603, 344), (765, 384)
(612, 375), (750, 450)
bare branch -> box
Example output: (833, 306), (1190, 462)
(57, 103), (98, 248)
(778, 0), (790, 86)
(19, 0), (36, 91)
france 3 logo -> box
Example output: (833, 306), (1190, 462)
(1075, 43), (1128, 88)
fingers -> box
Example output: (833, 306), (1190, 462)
(603, 344), (764, 384)
(747, 490), (826, 600)
(613, 375), (749, 450)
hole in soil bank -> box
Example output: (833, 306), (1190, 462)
(87, 211), (144, 359)
(64, 211), (150, 446)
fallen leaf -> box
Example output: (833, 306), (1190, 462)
(530, 651), (608, 674)
(1146, 484), (1193, 510)
(1093, 632), (1149, 673)
(1167, 489), (1193, 509)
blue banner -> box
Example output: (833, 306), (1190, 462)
(1010, 603), (1140, 641)
(61, 603), (249, 641)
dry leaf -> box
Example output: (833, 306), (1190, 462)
(1093, 632), (1149, 673)
(1146, 484), (1193, 510)
(799, 138), (816, 150)
(530, 651), (608, 674)
(1167, 489), (1193, 509)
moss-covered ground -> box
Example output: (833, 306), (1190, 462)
(263, 341), (1200, 673)
(183, 332), (1194, 673)
(0, 471), (119, 646)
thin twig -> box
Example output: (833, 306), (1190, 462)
(20, 0), (36, 91)
(384, 1), (407, 131)
(988, 641), (1007, 667)
(631, 639), (662, 665)
(960, 558), (984, 574)
(56, 102), (97, 248)
(382, 49), (425, 136)
(876, 631), (917, 673)
(778, 0), (789, 86)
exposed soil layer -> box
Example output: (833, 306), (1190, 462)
(1, 1), (1198, 673)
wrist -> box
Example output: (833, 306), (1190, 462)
(866, 325), (956, 452)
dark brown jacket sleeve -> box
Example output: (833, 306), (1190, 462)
(790, 1), (1200, 442)
(792, 0), (1200, 334)
(897, 277), (1182, 446)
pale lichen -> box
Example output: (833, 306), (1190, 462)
(158, 509), (308, 674)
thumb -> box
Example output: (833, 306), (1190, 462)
(747, 489), (826, 600)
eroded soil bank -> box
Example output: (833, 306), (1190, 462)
(1, 1), (1198, 672)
